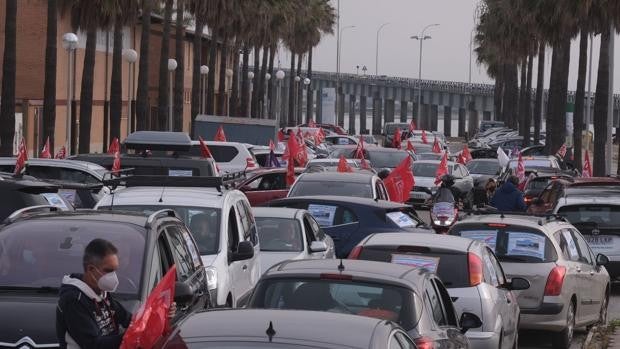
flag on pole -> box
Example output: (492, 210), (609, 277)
(55, 146), (66, 159)
(516, 152), (526, 185)
(582, 151), (592, 178)
(497, 146), (510, 168)
(461, 145), (473, 163)
(14, 138), (28, 176)
(269, 139), (276, 151)
(360, 157), (371, 170)
(354, 136), (366, 159)
(383, 156), (415, 203)
(337, 155), (353, 173)
(214, 125), (227, 142)
(406, 140), (416, 153)
(308, 119), (317, 128)
(112, 151), (121, 176)
(393, 128), (402, 149)
(277, 129), (285, 142)
(421, 130), (428, 144)
(198, 137), (213, 158)
(432, 137), (442, 153)
(434, 152), (449, 185)
(107, 137), (120, 155)
(409, 120), (416, 132)
(40, 137), (51, 159)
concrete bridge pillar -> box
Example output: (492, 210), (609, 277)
(468, 109), (479, 138)
(338, 92), (345, 127)
(421, 104), (430, 130)
(483, 111), (491, 121)
(385, 100), (395, 123)
(349, 95), (357, 135)
(458, 108), (466, 137)
(372, 93), (383, 135)
(431, 105), (439, 131)
(316, 89), (323, 124)
(400, 101), (408, 122)
(360, 96), (367, 134)
(444, 106), (452, 137)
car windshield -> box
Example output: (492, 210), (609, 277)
(289, 181), (372, 198)
(467, 160), (499, 175)
(366, 151), (408, 168)
(508, 159), (553, 169)
(98, 205), (221, 255)
(0, 219), (146, 296)
(256, 218), (304, 252)
(526, 178), (553, 191)
(251, 278), (422, 330)
(557, 205), (620, 229)
(412, 163), (451, 178)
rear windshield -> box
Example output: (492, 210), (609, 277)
(250, 278), (422, 330)
(508, 159), (554, 169)
(366, 151), (409, 169)
(450, 224), (557, 263)
(526, 178), (553, 191)
(289, 181), (372, 199)
(358, 247), (469, 288)
(189, 144), (239, 163)
(0, 189), (50, 222)
(557, 205), (620, 230)
(385, 124), (407, 134)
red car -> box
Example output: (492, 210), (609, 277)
(298, 123), (348, 135)
(237, 168), (304, 206)
(530, 177), (620, 214)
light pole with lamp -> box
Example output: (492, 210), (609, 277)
(167, 58), (177, 131)
(62, 33), (78, 155)
(226, 68), (233, 116)
(336, 25), (356, 123)
(303, 77), (311, 123)
(248, 71), (255, 118)
(200, 65), (209, 115)
(294, 76), (301, 125)
(411, 23), (439, 126)
(123, 49), (138, 135)
(275, 70), (285, 128)
(375, 22), (390, 75)
(264, 73), (271, 118)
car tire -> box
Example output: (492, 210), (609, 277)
(599, 293), (609, 325)
(551, 300), (575, 349)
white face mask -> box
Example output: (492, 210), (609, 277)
(96, 270), (119, 293)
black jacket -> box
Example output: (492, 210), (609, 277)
(56, 274), (132, 349)
(490, 181), (527, 212)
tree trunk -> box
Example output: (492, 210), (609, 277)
(217, 34), (228, 116)
(231, 44), (240, 116)
(306, 47), (313, 122)
(0, 0), (16, 155)
(534, 42), (545, 144)
(546, 38), (571, 156)
(288, 53), (296, 126)
(240, 46), (250, 117)
(524, 53), (533, 147)
(190, 10), (204, 135)
(78, 27), (97, 153)
(135, 0), (151, 131)
(593, 30), (610, 176)
(157, 0), (173, 130)
(267, 45), (276, 118)
(573, 31), (588, 172)
(258, 46), (268, 118)
(493, 66), (504, 121)
(296, 53), (303, 124)
(502, 63), (519, 129)
(43, 0), (57, 154)
(109, 21), (124, 141)
(518, 60), (527, 138)
(206, 31), (218, 115)
(173, 0), (185, 131)
(251, 47), (260, 118)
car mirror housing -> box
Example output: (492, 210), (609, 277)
(174, 282), (194, 306)
(506, 277), (530, 291)
(459, 312), (482, 334)
(231, 241), (254, 262)
(596, 254), (609, 267)
(310, 241), (328, 253)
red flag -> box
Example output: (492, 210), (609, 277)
(409, 120), (416, 132)
(434, 152), (449, 185)
(283, 133), (307, 167)
(360, 157), (371, 170)
(269, 139), (276, 151)
(383, 156), (415, 203)
(582, 151), (592, 178)
(112, 151), (121, 176)
(40, 137), (51, 159)
(277, 129), (285, 142)
(296, 128), (303, 141)
(214, 125), (227, 142)
(286, 153), (296, 186)
(406, 140), (416, 153)
(14, 138), (28, 176)
(461, 145), (473, 163)
(337, 155), (353, 173)
(421, 130), (428, 144)
(198, 136), (213, 158)
(316, 128), (326, 144)
(354, 136), (366, 159)
(55, 146), (66, 159)
(107, 137), (120, 155)
(393, 128), (402, 149)
(516, 152), (526, 185)
(556, 143), (567, 158)
(308, 119), (317, 128)
(432, 137), (442, 153)
(120, 266), (176, 349)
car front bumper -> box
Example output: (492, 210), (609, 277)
(465, 330), (501, 349)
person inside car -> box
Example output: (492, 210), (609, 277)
(490, 175), (527, 212)
(190, 214), (218, 253)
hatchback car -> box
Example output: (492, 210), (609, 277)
(532, 177), (620, 214)
(449, 213), (610, 349)
(236, 167), (305, 206)
(189, 140), (260, 173)
(253, 207), (335, 272)
(288, 172), (390, 201)
(351, 233), (530, 349)
(248, 259), (481, 349)
(523, 173), (572, 206)
(409, 160), (474, 208)
(0, 208), (211, 348)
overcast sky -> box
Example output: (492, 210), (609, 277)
(282, 0), (620, 93)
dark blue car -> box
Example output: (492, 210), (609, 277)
(264, 196), (431, 258)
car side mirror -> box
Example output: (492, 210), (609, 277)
(596, 254), (609, 267)
(459, 312), (482, 334)
(506, 277), (530, 291)
(231, 241), (254, 262)
(310, 241), (328, 253)
(174, 281), (194, 306)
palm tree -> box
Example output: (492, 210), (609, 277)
(173, 0), (185, 131)
(573, 31), (588, 172)
(136, 0), (153, 131)
(78, 26), (97, 153)
(157, 0), (173, 130)
(217, 32), (229, 116)
(43, 0), (58, 155)
(0, 0), (16, 156)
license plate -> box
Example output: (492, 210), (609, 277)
(584, 235), (613, 246)
(411, 193), (427, 200)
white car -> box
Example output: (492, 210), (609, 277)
(0, 158), (107, 184)
(253, 207), (335, 272)
(96, 176), (261, 307)
(190, 141), (260, 173)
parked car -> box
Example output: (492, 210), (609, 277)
(466, 159), (501, 205)
(157, 308), (417, 348)
(250, 145), (285, 167)
(531, 177), (620, 214)
(0, 208), (211, 348)
(383, 122), (411, 147)
(248, 259), (481, 349)
(498, 156), (562, 184)
(298, 122), (347, 135)
(253, 207), (335, 272)
(288, 172), (390, 201)
(324, 135), (359, 146)
(305, 158), (363, 172)
(479, 120), (505, 133)
(96, 174), (260, 307)
(351, 233), (529, 349)
(236, 167), (304, 206)
(265, 196), (430, 257)
(409, 160), (474, 208)
(449, 213), (610, 349)
(358, 134), (379, 146)
(0, 158), (107, 185)
(523, 173), (572, 206)
(189, 140), (260, 173)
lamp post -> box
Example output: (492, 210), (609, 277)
(167, 58), (177, 131)
(123, 49), (138, 135)
(411, 23), (439, 124)
(375, 22), (390, 75)
(62, 33), (78, 155)
(294, 76), (301, 125)
(200, 65), (209, 115)
(226, 68), (233, 116)
(264, 73), (271, 118)
(337, 25), (356, 123)
(303, 78), (311, 123)
(275, 70), (285, 128)
(248, 71), (255, 118)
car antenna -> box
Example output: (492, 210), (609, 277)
(158, 185), (166, 203)
(266, 321), (276, 342)
(338, 259), (345, 272)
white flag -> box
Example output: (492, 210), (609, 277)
(497, 146), (510, 168)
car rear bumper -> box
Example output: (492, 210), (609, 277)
(519, 302), (566, 331)
(466, 330), (500, 349)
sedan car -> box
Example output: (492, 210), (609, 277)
(248, 259), (481, 349)
(449, 213), (610, 349)
(351, 233), (529, 349)
(253, 207), (335, 272)
(288, 172), (390, 201)
(466, 159), (501, 205)
(237, 168), (305, 206)
(409, 160), (474, 208)
(265, 196), (430, 258)
(324, 135), (359, 146)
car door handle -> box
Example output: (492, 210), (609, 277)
(576, 267), (582, 273)
(590, 271), (595, 276)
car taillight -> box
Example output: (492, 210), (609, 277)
(544, 266), (566, 296)
(246, 157), (258, 169)
(524, 196), (533, 205)
(468, 253), (483, 287)
(320, 273), (353, 281)
(414, 337), (434, 349)
(348, 246), (363, 259)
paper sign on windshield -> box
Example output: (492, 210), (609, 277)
(308, 204), (337, 227)
(42, 193), (69, 210)
(461, 230), (498, 250)
(387, 211), (416, 228)
(507, 232), (546, 259)
(391, 254), (439, 273)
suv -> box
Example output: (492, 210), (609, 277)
(288, 172), (390, 201)
(189, 140), (260, 173)
(0, 208), (210, 348)
(96, 174), (261, 307)
(532, 177), (620, 214)
(449, 213), (610, 349)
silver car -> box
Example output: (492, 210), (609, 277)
(450, 213), (610, 349)
(351, 233), (528, 349)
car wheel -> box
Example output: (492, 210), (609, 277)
(599, 294), (609, 325)
(552, 300), (575, 349)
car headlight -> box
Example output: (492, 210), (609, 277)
(205, 266), (218, 290)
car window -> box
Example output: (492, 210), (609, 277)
(241, 200), (259, 245)
(425, 282), (447, 326)
(147, 243), (163, 292)
(289, 180), (373, 199)
(307, 214), (325, 239)
(228, 207), (240, 255)
(166, 225), (198, 282)
(256, 218), (303, 252)
(482, 251), (499, 287)
(487, 249), (507, 286)
(246, 173), (285, 191)
(433, 279), (458, 326)
(571, 230), (594, 265)
(302, 216), (317, 246)
(236, 202), (251, 239)
(460, 165), (470, 176)
(307, 203), (359, 227)
(194, 145), (239, 163)
(553, 230), (579, 261)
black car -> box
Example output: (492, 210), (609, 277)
(0, 209), (211, 348)
(383, 122), (410, 148)
(264, 196), (431, 258)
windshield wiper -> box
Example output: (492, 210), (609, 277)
(0, 286), (59, 293)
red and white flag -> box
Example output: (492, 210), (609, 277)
(516, 153), (526, 184)
(409, 120), (416, 132)
(214, 125), (227, 142)
(315, 128), (325, 144)
(337, 155), (354, 173)
(277, 129), (286, 142)
(354, 136), (366, 159)
(40, 137), (51, 159)
(432, 137), (442, 153)
(112, 151), (121, 176)
(582, 151), (592, 178)
(383, 156), (415, 203)
(55, 146), (66, 159)
(434, 152), (449, 185)
(421, 130), (428, 144)
(14, 138), (28, 176)
(406, 140), (416, 153)
(107, 137), (120, 155)
(461, 145), (473, 163)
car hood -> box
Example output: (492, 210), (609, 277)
(413, 177), (436, 189)
(260, 252), (305, 273)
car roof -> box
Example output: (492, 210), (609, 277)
(364, 232), (475, 251)
(454, 212), (571, 231)
(412, 160), (457, 166)
(191, 140), (249, 148)
(468, 158), (499, 163)
(366, 147), (407, 153)
(177, 309), (393, 347)
(0, 158), (106, 175)
(561, 177), (620, 187)
(5, 210), (149, 227)
(252, 207), (303, 219)
(97, 186), (231, 208)
(296, 172), (374, 183)
(271, 195), (408, 209)
(555, 196), (620, 207)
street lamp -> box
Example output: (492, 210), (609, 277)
(303, 78), (311, 123)
(167, 58), (177, 131)
(123, 49), (138, 135)
(264, 73), (271, 117)
(248, 71), (255, 117)
(226, 68), (233, 116)
(375, 22), (390, 75)
(275, 70), (285, 128)
(411, 23), (440, 126)
(200, 65), (209, 115)
(62, 32), (78, 155)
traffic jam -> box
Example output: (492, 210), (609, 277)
(0, 120), (614, 349)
